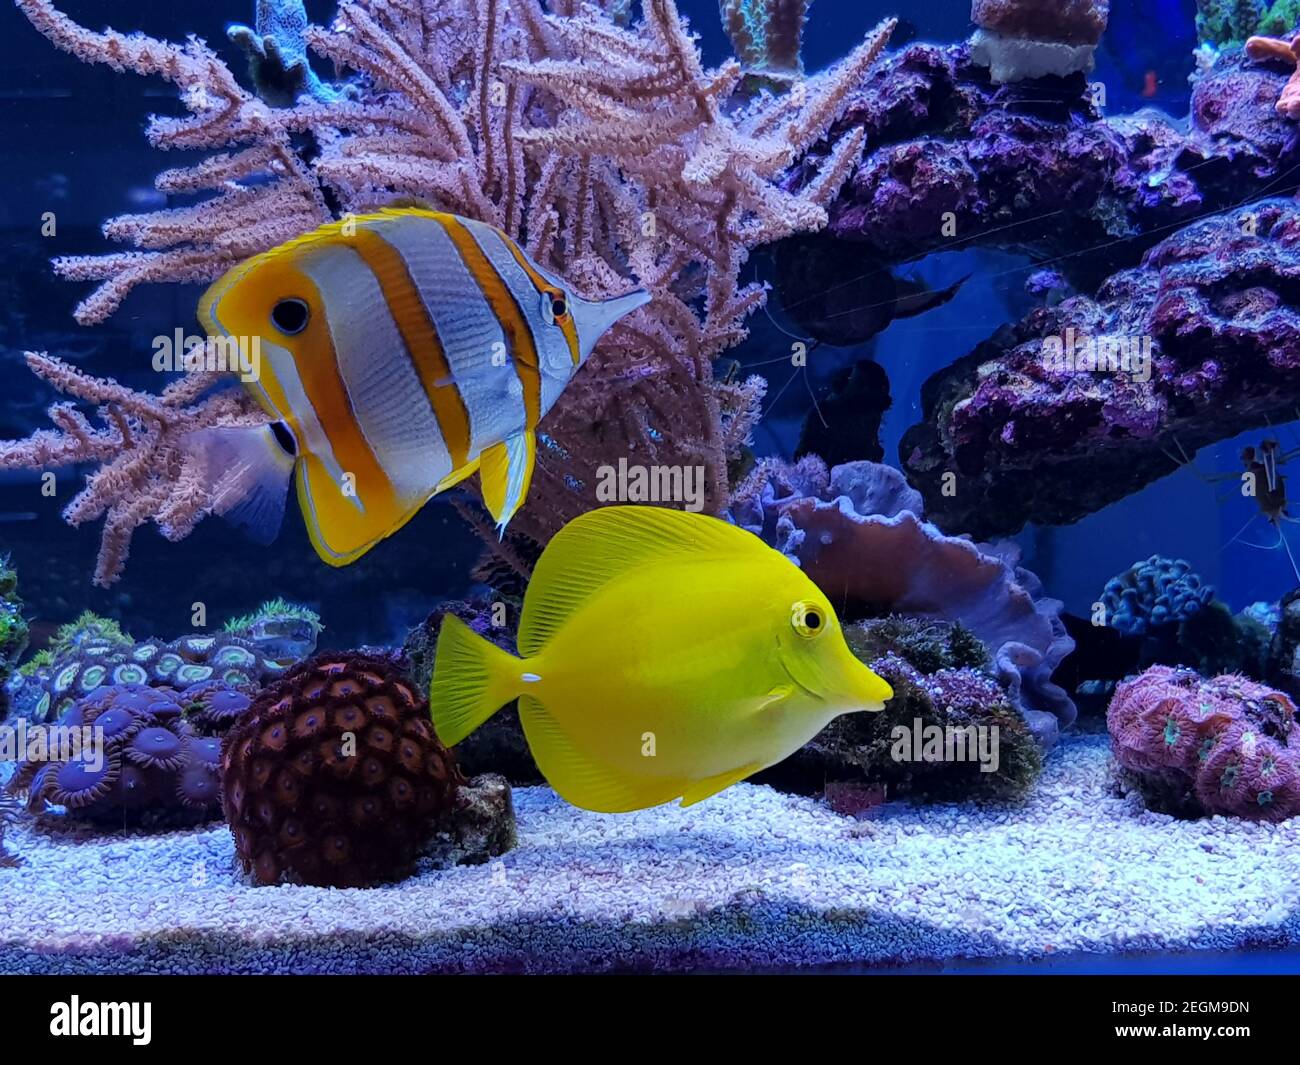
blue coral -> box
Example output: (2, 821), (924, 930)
(228, 0), (346, 106)
(1102, 556), (1216, 637)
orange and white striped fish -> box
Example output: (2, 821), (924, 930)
(197, 208), (650, 566)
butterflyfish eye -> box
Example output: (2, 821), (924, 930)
(551, 296), (568, 319)
(271, 298), (310, 335)
(790, 601), (826, 639)
(270, 421), (298, 457)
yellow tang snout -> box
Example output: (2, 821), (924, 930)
(776, 594), (893, 714)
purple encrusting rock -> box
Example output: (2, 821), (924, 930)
(781, 42), (1300, 292)
(729, 457), (1076, 745)
(900, 197), (1300, 539)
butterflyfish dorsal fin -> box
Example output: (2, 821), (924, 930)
(516, 505), (767, 657)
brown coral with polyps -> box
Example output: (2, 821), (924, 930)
(221, 653), (462, 888)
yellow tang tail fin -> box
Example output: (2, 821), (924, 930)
(429, 615), (522, 746)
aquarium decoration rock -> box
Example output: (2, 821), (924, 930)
(902, 198), (1300, 540)
(795, 360), (891, 467)
(1107, 665), (1300, 821)
(970, 0), (1111, 83)
(783, 39), (1300, 295)
(730, 457), (1076, 746)
(1197, 0), (1300, 46)
(1246, 29), (1300, 117)
(1101, 556), (1215, 637)
(9, 685), (225, 825)
(220, 652), (479, 888)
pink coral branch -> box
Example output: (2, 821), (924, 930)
(0, 354), (269, 586)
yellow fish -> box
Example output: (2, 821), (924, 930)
(429, 506), (893, 812)
(197, 208), (650, 565)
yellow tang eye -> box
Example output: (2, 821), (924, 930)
(790, 600), (826, 639)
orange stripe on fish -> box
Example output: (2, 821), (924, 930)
(437, 214), (543, 430)
(502, 239), (582, 367)
(348, 228), (472, 470)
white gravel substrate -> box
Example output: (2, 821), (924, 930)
(2, 734), (1300, 973)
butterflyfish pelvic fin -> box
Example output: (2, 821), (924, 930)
(429, 614), (523, 747)
(479, 431), (536, 536)
(188, 424), (295, 546)
(434, 457), (481, 495)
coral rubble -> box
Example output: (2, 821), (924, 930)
(1108, 665), (1300, 820)
(901, 198), (1300, 539)
(729, 457), (1076, 744)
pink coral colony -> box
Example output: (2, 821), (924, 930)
(1, 0), (895, 585)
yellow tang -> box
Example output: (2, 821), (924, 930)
(197, 208), (649, 565)
(430, 506), (893, 813)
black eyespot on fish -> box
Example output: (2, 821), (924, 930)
(271, 421), (298, 457)
(791, 600), (826, 638)
(551, 296), (568, 320)
(271, 298), (310, 335)
(805, 610), (821, 631)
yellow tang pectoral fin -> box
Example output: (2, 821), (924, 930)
(517, 694), (688, 814)
(679, 763), (764, 808)
(296, 455), (426, 567)
(479, 432), (536, 535)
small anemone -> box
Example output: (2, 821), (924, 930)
(126, 727), (186, 770)
(176, 763), (220, 808)
(46, 758), (119, 809)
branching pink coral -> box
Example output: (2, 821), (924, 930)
(1246, 32), (1300, 119)
(0, 354), (268, 587)
(8, 0), (895, 583)
(1108, 665), (1300, 821)
(18, 0), (331, 325)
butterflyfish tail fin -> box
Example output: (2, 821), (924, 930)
(429, 615), (522, 747)
(185, 424), (294, 546)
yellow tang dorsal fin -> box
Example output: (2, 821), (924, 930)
(517, 505), (770, 657)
